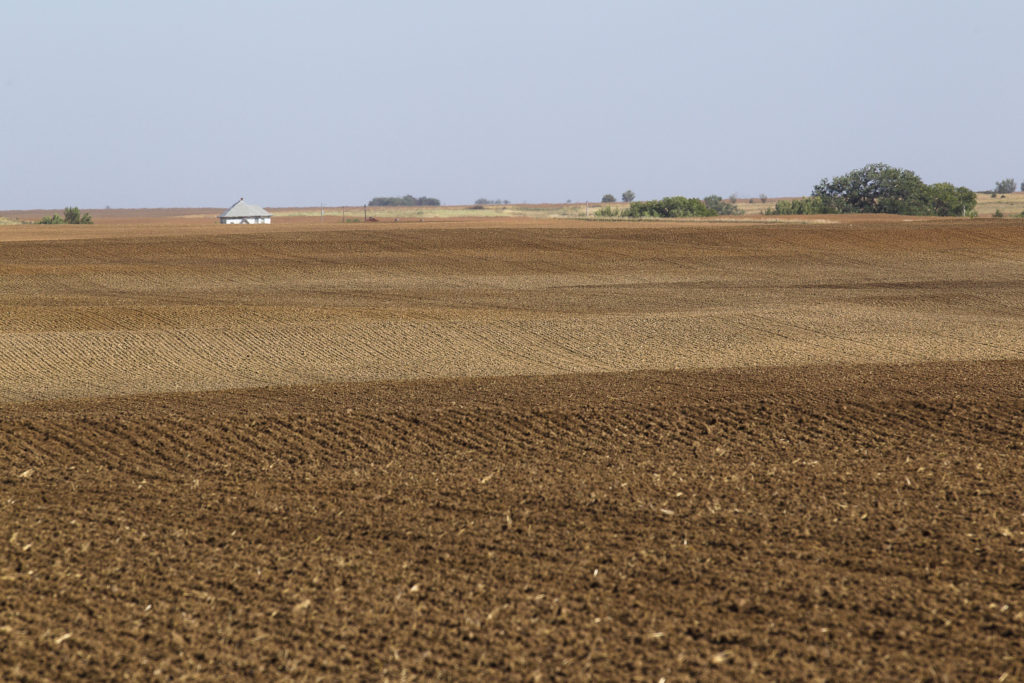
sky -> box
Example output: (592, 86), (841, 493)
(2, 0), (1022, 210)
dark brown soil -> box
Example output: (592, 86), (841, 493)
(3, 361), (1023, 680)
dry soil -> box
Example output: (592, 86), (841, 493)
(1, 214), (1023, 680)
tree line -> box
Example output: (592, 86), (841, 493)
(596, 194), (742, 218)
(368, 195), (440, 207)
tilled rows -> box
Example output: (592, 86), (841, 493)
(4, 219), (1024, 402)
(2, 362), (1023, 680)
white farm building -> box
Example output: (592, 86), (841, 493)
(219, 198), (271, 224)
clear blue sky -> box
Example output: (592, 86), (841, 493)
(2, 0), (1022, 210)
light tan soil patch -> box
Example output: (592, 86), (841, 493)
(2, 218), (1024, 402)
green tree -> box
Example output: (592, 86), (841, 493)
(601, 194), (615, 203)
(621, 190), (636, 203)
(813, 163), (934, 214)
(796, 164), (977, 216)
(927, 183), (977, 216)
(994, 178), (1016, 194)
(702, 195), (742, 215)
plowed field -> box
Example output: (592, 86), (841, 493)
(2, 214), (1023, 679)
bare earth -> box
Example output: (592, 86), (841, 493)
(1, 214), (1023, 680)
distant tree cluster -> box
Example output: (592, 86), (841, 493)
(769, 163), (976, 216)
(624, 197), (716, 218)
(38, 206), (92, 224)
(474, 198), (511, 206)
(600, 191), (636, 203)
(993, 178), (1016, 194)
(702, 194), (742, 216)
(368, 195), (440, 207)
(600, 192), (638, 203)
(617, 194), (747, 219)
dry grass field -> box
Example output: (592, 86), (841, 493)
(2, 212), (1024, 679)
(976, 191), (1024, 217)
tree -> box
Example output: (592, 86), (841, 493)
(703, 195), (742, 215)
(994, 178), (1016, 194)
(601, 194), (615, 203)
(800, 163), (976, 216)
(927, 183), (977, 216)
(812, 163), (933, 214)
(621, 190), (636, 203)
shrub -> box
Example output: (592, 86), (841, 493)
(38, 206), (92, 225)
(765, 197), (826, 215)
(703, 195), (742, 215)
(63, 206), (92, 224)
(624, 196), (716, 218)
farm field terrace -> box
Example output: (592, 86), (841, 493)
(1, 213), (1023, 679)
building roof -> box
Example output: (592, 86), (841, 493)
(219, 198), (271, 218)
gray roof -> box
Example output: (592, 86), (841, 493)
(219, 198), (271, 218)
